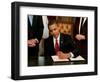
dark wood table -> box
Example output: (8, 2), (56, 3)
(28, 56), (87, 67)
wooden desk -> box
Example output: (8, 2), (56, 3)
(28, 56), (87, 67)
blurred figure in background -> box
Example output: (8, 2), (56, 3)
(38, 16), (49, 56)
(73, 17), (88, 62)
(28, 15), (44, 61)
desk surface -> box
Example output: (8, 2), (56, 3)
(28, 56), (87, 67)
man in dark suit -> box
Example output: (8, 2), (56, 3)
(44, 20), (79, 59)
(73, 17), (87, 61)
(28, 15), (44, 59)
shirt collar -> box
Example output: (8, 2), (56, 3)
(53, 33), (60, 40)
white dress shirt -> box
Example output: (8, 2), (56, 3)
(42, 16), (49, 39)
(28, 15), (33, 26)
(53, 34), (60, 48)
(79, 17), (87, 34)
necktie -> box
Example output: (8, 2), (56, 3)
(55, 39), (60, 53)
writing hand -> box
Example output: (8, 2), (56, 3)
(57, 51), (70, 59)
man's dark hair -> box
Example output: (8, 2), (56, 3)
(48, 19), (57, 26)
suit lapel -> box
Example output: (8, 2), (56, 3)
(28, 17), (31, 28)
(76, 18), (80, 33)
(50, 36), (56, 55)
(50, 36), (55, 50)
(32, 15), (35, 27)
(60, 33), (63, 50)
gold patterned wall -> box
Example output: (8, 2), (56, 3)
(56, 16), (74, 38)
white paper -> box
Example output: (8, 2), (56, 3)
(51, 55), (85, 62)
(51, 56), (69, 62)
(70, 55), (85, 61)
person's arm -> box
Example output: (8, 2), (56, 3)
(44, 39), (50, 57)
(56, 35), (79, 59)
(57, 51), (71, 59)
(73, 17), (80, 40)
(75, 34), (86, 41)
(35, 16), (44, 42)
(74, 17), (87, 41)
(28, 16), (44, 47)
(28, 39), (39, 47)
(66, 35), (80, 58)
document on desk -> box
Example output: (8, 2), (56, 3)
(51, 55), (85, 62)
(70, 55), (85, 61)
(51, 56), (69, 62)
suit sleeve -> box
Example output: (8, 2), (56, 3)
(44, 39), (49, 57)
(28, 16), (44, 42)
(35, 16), (44, 42)
(73, 17), (80, 40)
(67, 35), (80, 57)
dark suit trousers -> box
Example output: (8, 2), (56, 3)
(76, 40), (87, 61)
(28, 46), (39, 58)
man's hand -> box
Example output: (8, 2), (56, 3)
(57, 51), (71, 59)
(28, 39), (39, 47)
(75, 34), (85, 41)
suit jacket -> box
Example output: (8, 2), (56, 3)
(44, 33), (79, 57)
(73, 17), (88, 42)
(73, 17), (88, 60)
(28, 15), (44, 56)
(28, 15), (44, 41)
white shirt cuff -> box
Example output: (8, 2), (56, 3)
(69, 52), (74, 58)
